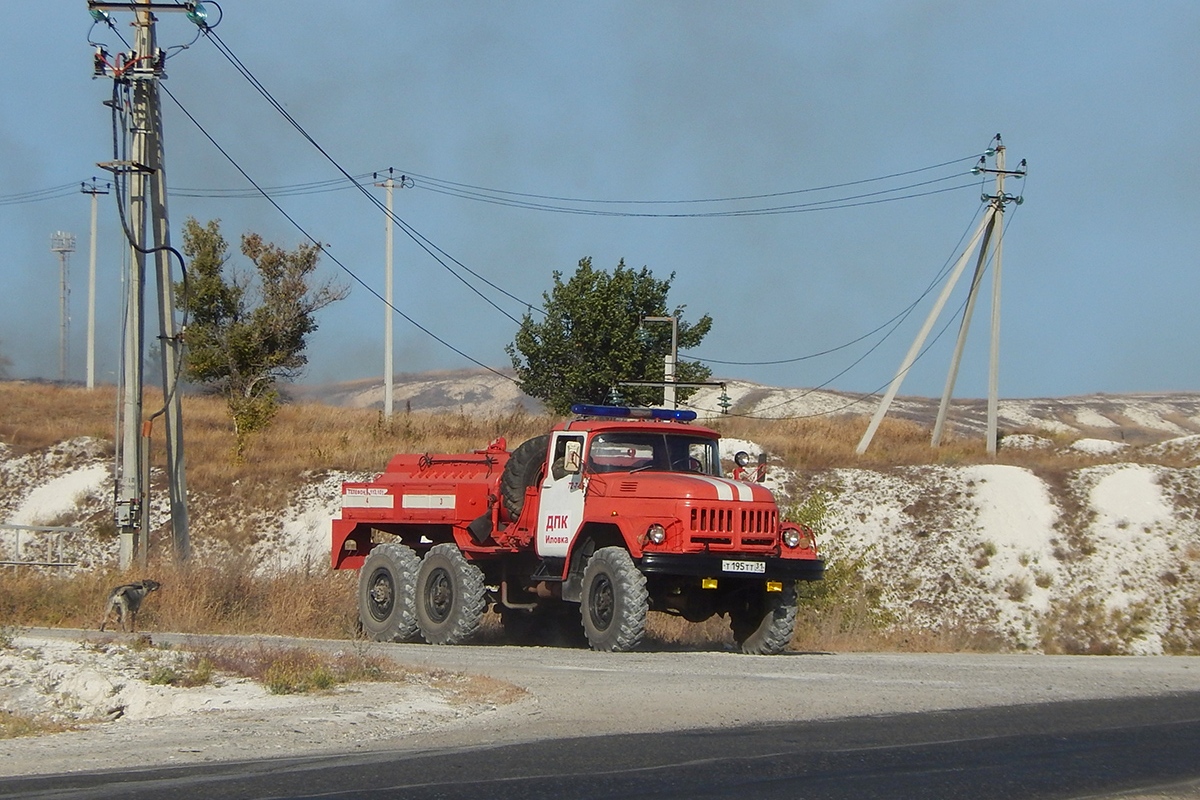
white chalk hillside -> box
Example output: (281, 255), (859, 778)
(813, 460), (1200, 654)
(3, 430), (1200, 655)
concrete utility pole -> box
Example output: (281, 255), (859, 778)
(643, 316), (678, 408)
(374, 169), (411, 418)
(82, 181), (110, 390)
(93, 0), (196, 567)
(856, 135), (1025, 457)
(375, 171), (396, 418)
(50, 232), (76, 382)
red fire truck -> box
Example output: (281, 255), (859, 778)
(331, 404), (823, 654)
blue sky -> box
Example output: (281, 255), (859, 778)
(2, 2), (1197, 400)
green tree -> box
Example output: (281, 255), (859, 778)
(178, 218), (347, 457)
(507, 257), (713, 415)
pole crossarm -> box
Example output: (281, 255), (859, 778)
(89, 1), (199, 11)
(617, 380), (727, 390)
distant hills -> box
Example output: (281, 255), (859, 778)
(292, 369), (1200, 444)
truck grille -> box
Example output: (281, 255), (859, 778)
(687, 506), (778, 549)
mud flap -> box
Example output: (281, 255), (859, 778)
(467, 513), (493, 544)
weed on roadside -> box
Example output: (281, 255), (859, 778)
(0, 710), (74, 740)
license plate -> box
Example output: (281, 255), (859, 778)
(722, 559), (766, 574)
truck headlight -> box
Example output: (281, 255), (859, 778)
(647, 524), (666, 545)
(782, 525), (816, 550)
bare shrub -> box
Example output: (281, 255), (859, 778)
(1005, 575), (1032, 602)
(1040, 593), (1156, 655)
(973, 541), (997, 569)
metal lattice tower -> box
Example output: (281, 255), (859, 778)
(50, 231), (77, 382)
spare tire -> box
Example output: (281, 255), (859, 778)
(500, 434), (550, 521)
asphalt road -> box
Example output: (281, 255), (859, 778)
(2, 693), (1200, 799)
(5, 631), (1200, 799)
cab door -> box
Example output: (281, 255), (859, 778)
(535, 432), (586, 557)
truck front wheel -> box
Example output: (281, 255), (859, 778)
(580, 547), (649, 652)
(415, 544), (487, 645)
(358, 543), (421, 642)
(728, 583), (799, 655)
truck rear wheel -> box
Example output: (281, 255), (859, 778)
(500, 435), (550, 521)
(415, 543), (487, 645)
(358, 543), (421, 642)
(729, 583), (799, 655)
(580, 547), (649, 652)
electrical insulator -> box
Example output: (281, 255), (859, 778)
(155, 48), (167, 74)
(94, 47), (108, 77)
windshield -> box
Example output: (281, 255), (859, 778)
(586, 432), (722, 476)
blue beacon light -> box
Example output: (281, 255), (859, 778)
(570, 404), (697, 422)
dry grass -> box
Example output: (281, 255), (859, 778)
(0, 383), (118, 451)
(703, 413), (1176, 473)
(0, 710), (74, 740)
(0, 382), (1183, 505)
(419, 669), (529, 706)
(0, 383), (558, 551)
(0, 562), (360, 639)
(183, 641), (393, 694)
(709, 415), (984, 470)
(0, 382), (553, 510)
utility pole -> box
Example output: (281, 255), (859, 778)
(50, 232), (76, 382)
(82, 180), (110, 390)
(856, 135), (1025, 457)
(643, 316), (678, 408)
(374, 169), (411, 418)
(93, 0), (197, 568)
(375, 170), (395, 418)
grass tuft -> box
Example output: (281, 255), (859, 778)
(0, 710), (74, 740)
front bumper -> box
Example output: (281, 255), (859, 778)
(638, 552), (825, 582)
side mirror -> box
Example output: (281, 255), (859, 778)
(564, 441), (582, 473)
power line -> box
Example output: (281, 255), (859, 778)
(90, 6), (1013, 400)
(397, 154), (982, 207)
(169, 174), (374, 198)
(157, 82), (518, 384)
(682, 294), (965, 421)
(410, 174), (977, 218)
(198, 27), (536, 323)
(0, 183), (81, 206)
(98, 11), (525, 376)
(2, 154), (977, 209)
(694, 204), (987, 366)
(687, 203), (1023, 421)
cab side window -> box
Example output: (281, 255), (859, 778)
(551, 435), (585, 480)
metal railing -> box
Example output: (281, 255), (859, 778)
(0, 523), (80, 569)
